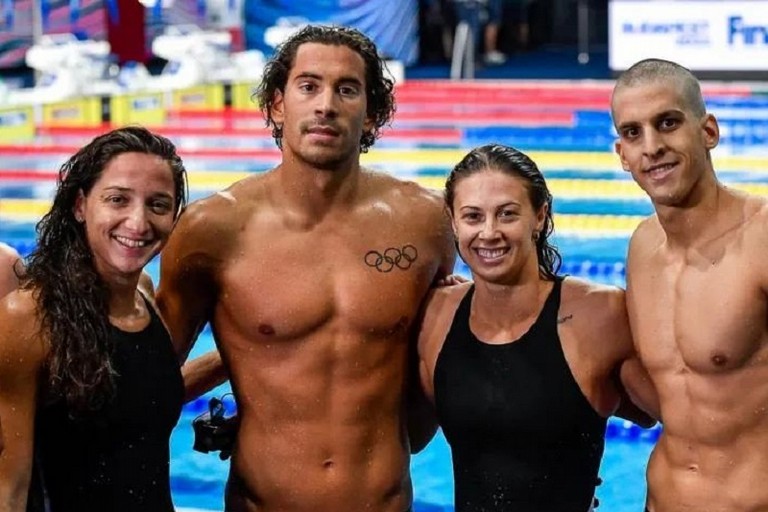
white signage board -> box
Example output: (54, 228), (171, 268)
(609, 0), (768, 71)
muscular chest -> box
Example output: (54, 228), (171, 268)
(630, 255), (766, 373)
(216, 223), (438, 340)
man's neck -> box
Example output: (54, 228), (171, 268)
(275, 155), (362, 220)
(655, 177), (730, 250)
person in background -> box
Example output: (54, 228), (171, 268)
(507, 0), (532, 52)
(451, 0), (508, 65)
(482, 0), (507, 64)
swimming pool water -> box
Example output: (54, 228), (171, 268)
(170, 403), (656, 511)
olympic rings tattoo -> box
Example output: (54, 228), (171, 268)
(364, 245), (418, 273)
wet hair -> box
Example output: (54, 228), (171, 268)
(445, 144), (561, 281)
(21, 126), (188, 414)
(255, 24), (396, 153)
(612, 58), (706, 119)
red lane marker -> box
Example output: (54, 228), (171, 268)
(394, 111), (573, 123)
(0, 170), (58, 180)
(398, 90), (611, 103)
(402, 80), (613, 89)
(400, 80), (755, 96)
(161, 109), (576, 123)
(168, 102), (594, 116)
(36, 125), (463, 141)
(0, 145), (283, 159)
(35, 124), (274, 137)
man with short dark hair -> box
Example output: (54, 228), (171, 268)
(614, 58), (768, 511)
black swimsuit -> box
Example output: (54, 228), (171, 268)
(34, 297), (184, 511)
(434, 278), (606, 511)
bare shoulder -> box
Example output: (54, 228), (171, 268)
(0, 288), (47, 364)
(0, 288), (38, 324)
(561, 277), (631, 354)
(168, 173), (270, 259)
(0, 242), (20, 265)
(562, 277), (625, 316)
(364, 170), (453, 256)
(739, 197), (768, 289)
(0, 242), (22, 297)
(365, 169), (445, 220)
(628, 215), (662, 259)
(0, 242), (21, 275)
(363, 170), (454, 275)
(626, 216), (664, 280)
(418, 281), (472, 358)
(173, 183), (248, 242)
(425, 281), (473, 319)
(743, 194), (768, 239)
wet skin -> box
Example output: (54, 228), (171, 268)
(615, 80), (768, 511)
(157, 43), (455, 512)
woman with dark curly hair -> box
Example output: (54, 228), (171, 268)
(0, 126), (188, 511)
(417, 144), (659, 512)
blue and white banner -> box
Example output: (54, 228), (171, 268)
(609, 0), (768, 71)
(243, 0), (419, 65)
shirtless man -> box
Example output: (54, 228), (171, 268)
(0, 242), (22, 456)
(156, 25), (455, 512)
(612, 58), (768, 511)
